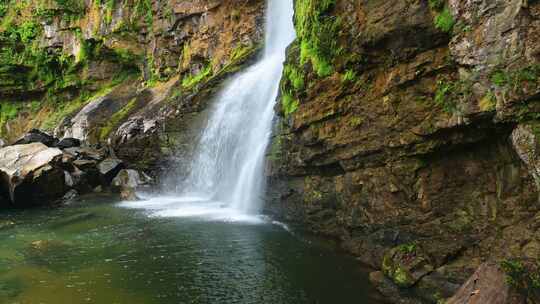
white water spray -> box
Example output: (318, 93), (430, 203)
(121, 0), (295, 220)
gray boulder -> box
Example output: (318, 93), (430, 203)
(56, 137), (81, 149)
(14, 129), (58, 147)
(0, 143), (66, 207)
(111, 169), (150, 200)
(98, 158), (124, 185)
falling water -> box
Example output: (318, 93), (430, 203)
(122, 0), (295, 220)
(180, 0), (295, 213)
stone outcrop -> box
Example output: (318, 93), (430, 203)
(0, 143), (65, 207)
(446, 263), (513, 304)
(268, 0), (540, 302)
(0, 130), (148, 208)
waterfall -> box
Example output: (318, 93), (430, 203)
(178, 0), (295, 213)
(121, 0), (296, 220)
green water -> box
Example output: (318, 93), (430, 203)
(0, 195), (383, 304)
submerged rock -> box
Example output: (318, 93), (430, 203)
(0, 143), (66, 206)
(14, 129), (58, 147)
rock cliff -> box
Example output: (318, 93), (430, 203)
(268, 0), (540, 302)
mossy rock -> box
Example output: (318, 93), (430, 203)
(382, 243), (434, 288)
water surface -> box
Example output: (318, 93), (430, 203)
(0, 195), (384, 304)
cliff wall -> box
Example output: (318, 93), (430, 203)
(268, 0), (540, 302)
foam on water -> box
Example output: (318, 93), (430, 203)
(119, 195), (267, 224)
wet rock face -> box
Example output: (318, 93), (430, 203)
(268, 0), (540, 302)
(445, 261), (540, 304)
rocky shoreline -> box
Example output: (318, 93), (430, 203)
(0, 129), (150, 208)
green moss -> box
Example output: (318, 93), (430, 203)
(284, 65), (305, 91)
(40, 72), (131, 130)
(382, 250), (416, 288)
(397, 243), (417, 254)
(434, 7), (455, 33)
(182, 64), (213, 89)
(99, 97), (137, 140)
(491, 70), (508, 87)
(428, 0), (445, 10)
(281, 92), (299, 116)
(0, 102), (21, 128)
(295, 0), (340, 78)
(0, 1), (7, 18)
(34, 0), (85, 22)
(348, 116), (363, 128)
(393, 267), (411, 287)
(112, 48), (141, 69)
(135, 0), (153, 27)
(500, 259), (540, 301)
(104, 0), (115, 24)
(491, 65), (540, 93)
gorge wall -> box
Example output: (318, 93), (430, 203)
(2, 0), (540, 303)
(267, 0), (540, 302)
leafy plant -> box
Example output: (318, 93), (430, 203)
(434, 80), (457, 113)
(500, 259), (540, 301)
(434, 7), (455, 33)
(342, 69), (357, 83)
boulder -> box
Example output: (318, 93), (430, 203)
(381, 244), (434, 288)
(0, 143), (66, 206)
(56, 137), (81, 149)
(111, 169), (147, 190)
(0, 138), (5, 148)
(98, 158), (124, 185)
(111, 169), (149, 200)
(14, 129), (58, 147)
(64, 146), (104, 161)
